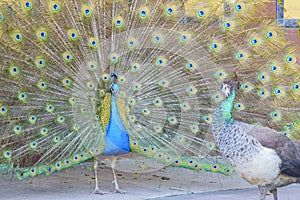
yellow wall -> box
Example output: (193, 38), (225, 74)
(285, 0), (300, 19)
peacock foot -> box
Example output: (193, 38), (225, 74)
(92, 188), (107, 195)
(111, 188), (126, 194)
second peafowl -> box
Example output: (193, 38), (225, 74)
(0, 0), (299, 193)
(212, 81), (300, 200)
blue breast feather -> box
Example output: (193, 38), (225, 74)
(102, 84), (130, 155)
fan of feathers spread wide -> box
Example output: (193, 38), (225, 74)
(0, 0), (299, 182)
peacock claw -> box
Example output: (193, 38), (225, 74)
(92, 189), (107, 195)
(111, 188), (126, 194)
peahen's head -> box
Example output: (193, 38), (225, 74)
(220, 81), (239, 98)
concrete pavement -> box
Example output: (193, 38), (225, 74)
(0, 157), (299, 200)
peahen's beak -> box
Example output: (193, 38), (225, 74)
(220, 83), (224, 90)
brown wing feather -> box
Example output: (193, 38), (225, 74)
(246, 124), (300, 177)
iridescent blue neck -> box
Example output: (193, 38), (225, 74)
(102, 83), (130, 155)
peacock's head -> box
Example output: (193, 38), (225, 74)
(110, 73), (119, 96)
(220, 81), (239, 98)
(110, 73), (118, 83)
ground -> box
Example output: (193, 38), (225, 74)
(1, 156), (299, 200)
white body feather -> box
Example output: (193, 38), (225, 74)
(235, 146), (281, 185)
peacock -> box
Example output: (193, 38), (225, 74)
(0, 0), (299, 194)
(212, 81), (300, 200)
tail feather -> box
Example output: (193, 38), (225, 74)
(0, 0), (299, 180)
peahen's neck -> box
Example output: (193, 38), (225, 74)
(219, 90), (235, 121)
(212, 90), (235, 139)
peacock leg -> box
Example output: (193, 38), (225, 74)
(271, 189), (278, 200)
(111, 156), (126, 193)
(92, 157), (106, 195)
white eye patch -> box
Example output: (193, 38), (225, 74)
(221, 84), (231, 97)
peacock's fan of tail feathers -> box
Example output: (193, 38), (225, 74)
(0, 0), (299, 179)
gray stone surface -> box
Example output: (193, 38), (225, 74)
(0, 156), (299, 200)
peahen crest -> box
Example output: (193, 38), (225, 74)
(0, 0), (299, 182)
